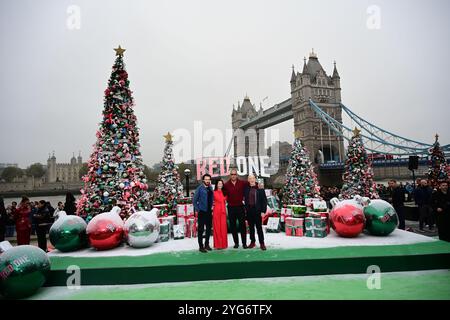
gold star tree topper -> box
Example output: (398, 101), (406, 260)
(164, 132), (173, 142)
(114, 45), (126, 56)
(352, 127), (361, 137)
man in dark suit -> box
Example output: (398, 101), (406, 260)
(244, 175), (267, 250)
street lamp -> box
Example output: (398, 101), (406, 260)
(184, 168), (191, 198)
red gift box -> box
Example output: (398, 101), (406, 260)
(285, 225), (303, 236)
(186, 217), (198, 238)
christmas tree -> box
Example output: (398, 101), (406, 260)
(151, 132), (184, 211)
(427, 134), (449, 188)
(340, 127), (378, 199)
(77, 46), (150, 219)
(282, 130), (320, 205)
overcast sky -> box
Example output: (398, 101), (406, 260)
(1, 0), (449, 168)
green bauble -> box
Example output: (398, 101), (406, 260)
(49, 213), (88, 252)
(364, 199), (399, 236)
(103, 165), (109, 171)
(0, 245), (50, 299)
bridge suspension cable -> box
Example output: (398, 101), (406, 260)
(309, 99), (449, 156)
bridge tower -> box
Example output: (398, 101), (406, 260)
(231, 95), (265, 160)
(291, 50), (345, 164)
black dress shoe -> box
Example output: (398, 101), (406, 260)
(199, 248), (208, 253)
(205, 245), (212, 251)
(233, 244), (239, 249)
(243, 244), (248, 249)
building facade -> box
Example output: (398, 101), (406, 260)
(46, 152), (83, 183)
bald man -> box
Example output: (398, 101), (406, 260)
(223, 168), (250, 249)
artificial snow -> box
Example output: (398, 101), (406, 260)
(48, 228), (436, 258)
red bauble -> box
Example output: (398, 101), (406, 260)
(330, 201), (365, 237)
(86, 207), (124, 250)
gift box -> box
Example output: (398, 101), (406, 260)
(287, 205), (307, 218)
(285, 225), (304, 236)
(306, 227), (327, 238)
(158, 222), (170, 242)
(305, 216), (327, 229)
(305, 216), (328, 238)
(285, 217), (304, 237)
(173, 224), (185, 240)
(266, 217), (280, 233)
(159, 215), (175, 236)
(176, 204), (195, 226)
(306, 212), (330, 234)
(285, 217), (304, 227)
(186, 217), (198, 238)
(304, 197), (322, 208)
(177, 204), (194, 215)
(267, 196), (279, 211)
(279, 208), (293, 222)
(312, 200), (328, 212)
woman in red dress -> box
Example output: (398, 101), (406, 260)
(213, 179), (228, 249)
(13, 196), (31, 245)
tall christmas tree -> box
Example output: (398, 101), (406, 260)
(427, 134), (449, 188)
(340, 127), (378, 199)
(151, 132), (184, 210)
(282, 130), (320, 205)
(77, 46), (150, 219)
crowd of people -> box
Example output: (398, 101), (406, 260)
(0, 192), (78, 252)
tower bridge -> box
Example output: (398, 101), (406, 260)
(228, 50), (449, 183)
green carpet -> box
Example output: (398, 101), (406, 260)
(49, 241), (450, 270)
(45, 241), (450, 286)
(33, 270), (450, 300)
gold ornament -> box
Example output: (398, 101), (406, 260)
(352, 127), (361, 137)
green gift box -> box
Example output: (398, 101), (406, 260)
(314, 228), (327, 238)
(160, 222), (170, 235)
(313, 217), (327, 229)
(287, 205), (307, 218)
(158, 234), (169, 242)
(305, 226), (327, 238)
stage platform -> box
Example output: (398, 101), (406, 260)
(45, 230), (450, 287)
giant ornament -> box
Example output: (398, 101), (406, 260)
(330, 198), (365, 237)
(124, 208), (160, 248)
(363, 199), (398, 236)
(49, 211), (88, 252)
(86, 206), (124, 250)
(0, 242), (51, 299)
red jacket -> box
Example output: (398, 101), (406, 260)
(223, 179), (249, 207)
(14, 204), (31, 231)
